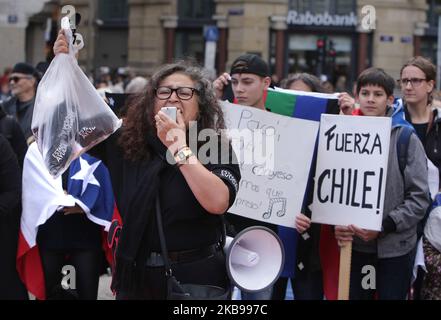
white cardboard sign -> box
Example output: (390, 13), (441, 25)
(311, 114), (391, 231)
(222, 101), (319, 228)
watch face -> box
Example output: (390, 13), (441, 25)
(175, 148), (192, 164)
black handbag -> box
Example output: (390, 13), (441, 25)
(155, 196), (230, 300)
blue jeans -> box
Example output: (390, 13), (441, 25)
(241, 286), (273, 300)
(349, 247), (416, 300)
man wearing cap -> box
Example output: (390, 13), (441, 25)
(214, 53), (271, 110)
(0, 62), (38, 143)
(214, 54), (276, 300)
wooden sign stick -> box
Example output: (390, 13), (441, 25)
(337, 241), (352, 300)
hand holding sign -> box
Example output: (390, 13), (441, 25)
(348, 225), (379, 242)
(295, 213), (311, 234)
(311, 114), (391, 231)
(222, 101), (319, 228)
(313, 114), (391, 300)
(334, 225), (354, 243)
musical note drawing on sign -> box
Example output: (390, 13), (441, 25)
(262, 197), (287, 219)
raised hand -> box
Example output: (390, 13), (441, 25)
(213, 72), (231, 99)
(295, 213), (311, 233)
(53, 29), (69, 55)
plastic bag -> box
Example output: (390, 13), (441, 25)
(32, 17), (122, 178)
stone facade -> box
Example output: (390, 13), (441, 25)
(128, 0), (176, 73)
(0, 0), (433, 80)
(123, 0), (430, 78)
(216, 0), (287, 69)
(60, 0), (97, 72)
(359, 0), (429, 80)
(0, 0), (48, 71)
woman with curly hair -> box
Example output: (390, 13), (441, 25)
(54, 31), (241, 299)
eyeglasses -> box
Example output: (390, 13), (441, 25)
(9, 76), (32, 83)
(398, 78), (427, 87)
(155, 86), (198, 100)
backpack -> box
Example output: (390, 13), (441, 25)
(396, 126), (413, 175)
(396, 126), (431, 238)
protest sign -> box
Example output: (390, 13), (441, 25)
(311, 114), (391, 231)
(222, 101), (319, 228)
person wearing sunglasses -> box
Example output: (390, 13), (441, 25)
(0, 62), (38, 144)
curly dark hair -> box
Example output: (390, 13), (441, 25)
(119, 61), (225, 161)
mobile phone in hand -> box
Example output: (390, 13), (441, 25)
(161, 106), (177, 122)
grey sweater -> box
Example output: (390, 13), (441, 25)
(354, 109), (431, 258)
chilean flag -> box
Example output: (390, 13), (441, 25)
(16, 143), (115, 300)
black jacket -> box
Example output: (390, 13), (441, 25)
(0, 96), (35, 141)
(404, 105), (441, 184)
(0, 134), (28, 299)
(0, 106), (27, 167)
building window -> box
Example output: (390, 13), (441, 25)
(175, 29), (205, 63)
(426, 0), (441, 28)
(175, 0), (217, 67)
(421, 38), (437, 64)
(98, 0), (128, 22)
(178, 0), (215, 19)
(285, 34), (353, 90)
(335, 0), (354, 14)
(289, 0), (354, 15)
(421, 0), (441, 64)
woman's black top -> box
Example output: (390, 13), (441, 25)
(404, 105), (441, 183)
(90, 129), (241, 252)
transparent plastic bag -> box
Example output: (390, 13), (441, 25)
(32, 17), (122, 178)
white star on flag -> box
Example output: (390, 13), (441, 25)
(70, 157), (101, 195)
(109, 97), (115, 107)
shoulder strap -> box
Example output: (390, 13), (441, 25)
(219, 215), (227, 249)
(155, 195), (173, 275)
(397, 126), (413, 176)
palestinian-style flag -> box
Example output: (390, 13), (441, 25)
(266, 87), (340, 119)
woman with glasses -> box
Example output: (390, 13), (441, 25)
(399, 56), (441, 300)
(53, 31), (240, 299)
(399, 57), (440, 180)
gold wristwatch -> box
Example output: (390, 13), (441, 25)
(174, 146), (193, 166)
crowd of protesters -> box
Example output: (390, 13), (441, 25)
(1, 40), (441, 300)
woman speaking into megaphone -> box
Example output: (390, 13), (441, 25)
(53, 30), (241, 299)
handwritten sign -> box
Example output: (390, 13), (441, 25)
(311, 114), (391, 231)
(221, 101), (319, 228)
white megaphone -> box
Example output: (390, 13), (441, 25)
(224, 226), (285, 292)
